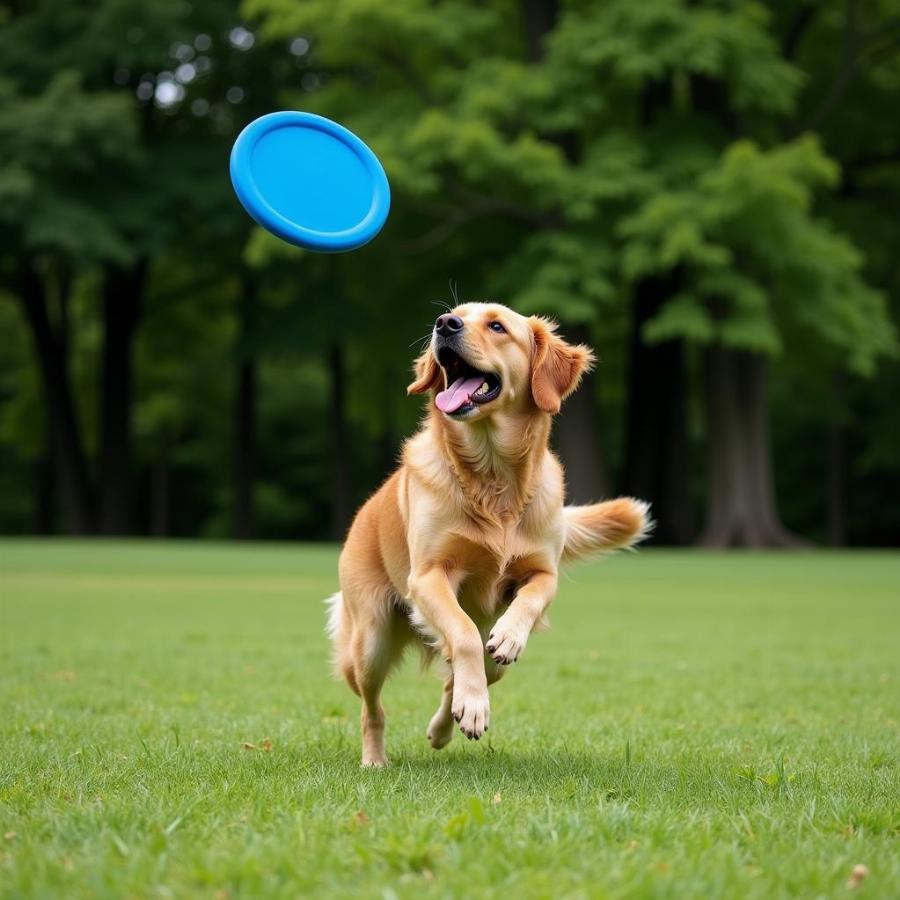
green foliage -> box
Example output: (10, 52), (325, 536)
(490, 232), (617, 323)
(0, 72), (137, 263)
(623, 137), (896, 369)
(247, 0), (894, 371)
(1, 0), (899, 541)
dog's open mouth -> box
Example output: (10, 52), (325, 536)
(435, 347), (502, 415)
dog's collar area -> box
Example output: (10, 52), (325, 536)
(435, 347), (502, 415)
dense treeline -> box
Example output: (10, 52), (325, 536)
(1, 0), (898, 545)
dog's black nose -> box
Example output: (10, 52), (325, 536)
(435, 314), (464, 337)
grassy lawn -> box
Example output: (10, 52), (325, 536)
(1, 541), (898, 898)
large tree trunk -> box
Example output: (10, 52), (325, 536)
(621, 279), (694, 544)
(18, 263), (94, 534)
(375, 365), (399, 484)
(825, 370), (846, 546)
(232, 281), (258, 540)
(521, 0), (558, 60)
(98, 260), (147, 534)
(553, 323), (609, 502)
(699, 346), (804, 547)
(232, 359), (257, 539)
(33, 407), (56, 534)
(149, 450), (170, 538)
(328, 342), (352, 540)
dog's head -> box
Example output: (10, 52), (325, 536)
(407, 303), (594, 420)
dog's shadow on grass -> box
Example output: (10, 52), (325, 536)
(272, 730), (687, 802)
(377, 744), (662, 799)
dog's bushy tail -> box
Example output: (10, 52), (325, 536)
(562, 498), (652, 563)
(325, 591), (355, 688)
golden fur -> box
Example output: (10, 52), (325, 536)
(329, 303), (650, 766)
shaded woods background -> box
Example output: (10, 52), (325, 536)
(1, 0), (899, 546)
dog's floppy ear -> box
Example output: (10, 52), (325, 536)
(529, 317), (595, 414)
(407, 346), (443, 395)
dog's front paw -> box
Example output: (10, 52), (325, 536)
(486, 614), (530, 665)
(451, 683), (490, 740)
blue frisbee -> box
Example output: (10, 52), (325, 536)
(230, 111), (390, 252)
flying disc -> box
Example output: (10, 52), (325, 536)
(229, 111), (390, 252)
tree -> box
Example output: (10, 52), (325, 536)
(0, 0), (287, 535)
(245, 0), (895, 545)
(1, 0), (897, 545)
(770, 0), (900, 546)
(246, 0), (620, 502)
(0, 67), (138, 532)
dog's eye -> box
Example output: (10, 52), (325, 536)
(488, 321), (506, 334)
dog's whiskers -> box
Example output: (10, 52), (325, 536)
(408, 331), (434, 348)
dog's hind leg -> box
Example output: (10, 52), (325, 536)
(344, 598), (410, 768)
(357, 649), (389, 768)
(427, 676), (455, 750)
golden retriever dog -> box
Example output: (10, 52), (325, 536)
(328, 303), (649, 766)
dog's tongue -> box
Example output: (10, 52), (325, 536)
(436, 375), (484, 413)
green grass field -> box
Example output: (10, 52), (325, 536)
(1, 541), (898, 898)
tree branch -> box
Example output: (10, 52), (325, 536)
(395, 197), (558, 253)
(794, 0), (863, 134)
(793, 1), (900, 135)
(782, 2), (820, 60)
